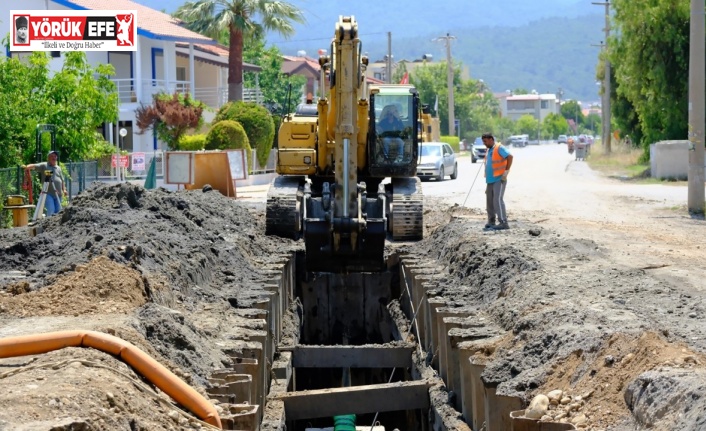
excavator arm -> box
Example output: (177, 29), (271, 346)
(267, 16), (422, 273)
(303, 16), (387, 272)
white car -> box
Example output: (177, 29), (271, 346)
(417, 142), (458, 181)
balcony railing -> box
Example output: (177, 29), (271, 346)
(111, 78), (263, 109)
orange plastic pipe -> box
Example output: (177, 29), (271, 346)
(0, 330), (222, 429)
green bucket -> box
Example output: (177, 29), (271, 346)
(333, 414), (356, 431)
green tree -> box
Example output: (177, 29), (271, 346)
(174, 0), (305, 103)
(44, 52), (119, 161)
(585, 112), (602, 137)
(411, 61), (447, 118)
(411, 61), (488, 136)
(392, 62), (408, 84)
(542, 113), (569, 139)
(560, 100), (584, 133)
(135, 92), (205, 150)
(243, 37), (306, 114)
(609, 0), (689, 151)
(492, 117), (516, 142)
(215, 101), (274, 166)
(515, 114), (539, 138)
(0, 50), (117, 167)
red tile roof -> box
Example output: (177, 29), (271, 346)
(55, 0), (216, 44)
(282, 55), (320, 76)
(175, 42), (261, 72)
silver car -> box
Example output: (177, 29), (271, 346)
(417, 142), (458, 181)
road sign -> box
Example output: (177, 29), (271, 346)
(111, 155), (129, 168)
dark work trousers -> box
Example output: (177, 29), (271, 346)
(485, 180), (507, 223)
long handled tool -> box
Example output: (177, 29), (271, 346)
(462, 157), (486, 207)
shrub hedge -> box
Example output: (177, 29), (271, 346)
(178, 134), (206, 151)
(204, 120), (251, 153)
(215, 102), (274, 167)
(440, 135), (460, 153)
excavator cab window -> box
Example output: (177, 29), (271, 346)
(374, 95), (414, 164)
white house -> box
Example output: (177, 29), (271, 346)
(1, 0), (262, 153)
(499, 93), (559, 123)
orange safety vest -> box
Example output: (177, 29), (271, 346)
(490, 144), (508, 177)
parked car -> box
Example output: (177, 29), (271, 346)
(507, 134), (528, 147)
(417, 142), (458, 181)
(557, 134), (568, 144)
(471, 137), (487, 163)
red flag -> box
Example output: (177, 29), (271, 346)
(399, 72), (409, 84)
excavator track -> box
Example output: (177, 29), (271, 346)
(265, 176), (302, 239)
(390, 177), (424, 240)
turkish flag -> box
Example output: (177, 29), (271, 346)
(399, 72), (409, 84)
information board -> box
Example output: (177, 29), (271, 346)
(226, 149), (247, 181)
(165, 152), (195, 184)
(131, 152), (145, 170)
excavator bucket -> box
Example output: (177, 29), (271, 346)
(304, 219), (386, 273)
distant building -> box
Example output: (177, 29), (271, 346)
(282, 55), (321, 103)
(365, 56), (469, 83)
(499, 93), (559, 122)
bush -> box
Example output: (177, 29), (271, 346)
(215, 102), (274, 167)
(440, 135), (460, 153)
(205, 120), (251, 153)
(179, 134), (207, 151)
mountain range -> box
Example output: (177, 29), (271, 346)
(133, 0), (606, 101)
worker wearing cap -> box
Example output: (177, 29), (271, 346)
(15, 16), (29, 45)
(23, 151), (67, 216)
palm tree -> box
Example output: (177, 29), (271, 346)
(174, 0), (305, 102)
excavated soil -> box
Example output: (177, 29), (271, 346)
(0, 171), (704, 431)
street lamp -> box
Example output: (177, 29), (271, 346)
(117, 128), (127, 183)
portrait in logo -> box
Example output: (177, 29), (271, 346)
(15, 15), (30, 45)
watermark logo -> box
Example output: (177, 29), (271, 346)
(10, 10), (137, 52)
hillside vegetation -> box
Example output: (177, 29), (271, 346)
(135, 0), (604, 101)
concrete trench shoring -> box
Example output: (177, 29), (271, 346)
(211, 252), (576, 431)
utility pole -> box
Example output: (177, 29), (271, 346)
(688, 0), (705, 213)
(433, 33), (457, 136)
(592, 1), (611, 154)
(386, 32), (392, 84)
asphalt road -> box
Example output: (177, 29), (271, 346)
(422, 143), (688, 222)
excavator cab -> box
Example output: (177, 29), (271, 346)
(368, 86), (420, 178)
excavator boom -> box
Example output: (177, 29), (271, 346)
(266, 16), (423, 272)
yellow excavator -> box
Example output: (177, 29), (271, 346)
(266, 16), (424, 272)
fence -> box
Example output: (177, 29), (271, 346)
(94, 151), (165, 181)
(0, 161), (97, 207)
(97, 149), (275, 178)
(1, 148), (273, 208)
(111, 78), (263, 110)
(251, 149), (277, 174)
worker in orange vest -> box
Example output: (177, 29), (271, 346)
(482, 133), (513, 230)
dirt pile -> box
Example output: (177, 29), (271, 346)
(0, 173), (704, 431)
(0, 347), (210, 430)
(404, 201), (706, 430)
(0, 255), (147, 317)
(0, 183), (296, 299)
(0, 183), (298, 429)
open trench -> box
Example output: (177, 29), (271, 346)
(207, 251), (576, 431)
